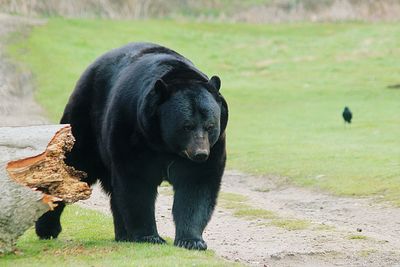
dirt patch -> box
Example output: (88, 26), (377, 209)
(0, 13), (47, 127)
(79, 170), (400, 266)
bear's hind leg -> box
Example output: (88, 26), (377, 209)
(35, 202), (65, 239)
(34, 140), (102, 240)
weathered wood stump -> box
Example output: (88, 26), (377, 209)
(0, 125), (91, 254)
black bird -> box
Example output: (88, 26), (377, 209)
(342, 106), (352, 124)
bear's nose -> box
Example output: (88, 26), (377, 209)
(193, 150), (209, 162)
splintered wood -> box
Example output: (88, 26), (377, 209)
(0, 125), (91, 254)
(6, 126), (91, 203)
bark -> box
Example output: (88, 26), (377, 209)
(0, 125), (91, 254)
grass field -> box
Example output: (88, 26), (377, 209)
(9, 18), (400, 203)
(1, 205), (235, 266)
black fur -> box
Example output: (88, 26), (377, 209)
(342, 106), (352, 123)
(35, 42), (228, 250)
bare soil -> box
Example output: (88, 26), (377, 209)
(0, 13), (47, 127)
(80, 171), (400, 267)
(1, 13), (400, 267)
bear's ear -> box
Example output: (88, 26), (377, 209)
(209, 76), (221, 91)
(154, 79), (170, 101)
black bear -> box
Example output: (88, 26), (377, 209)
(35, 42), (228, 250)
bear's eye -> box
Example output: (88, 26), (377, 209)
(205, 124), (214, 131)
(183, 125), (195, 132)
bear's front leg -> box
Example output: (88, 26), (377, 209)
(110, 196), (128, 241)
(172, 180), (220, 250)
(111, 175), (165, 244)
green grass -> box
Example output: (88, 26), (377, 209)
(234, 208), (276, 220)
(253, 187), (271, 193)
(218, 191), (312, 230)
(218, 192), (276, 220)
(219, 192), (249, 203)
(0, 205), (236, 266)
(218, 192), (252, 210)
(347, 235), (368, 240)
(8, 18), (400, 203)
(160, 181), (172, 187)
(270, 219), (311, 231)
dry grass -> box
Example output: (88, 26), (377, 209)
(1, 0), (400, 22)
(0, 0), (170, 19)
(234, 0), (400, 23)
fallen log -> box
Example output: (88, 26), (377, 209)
(0, 125), (91, 254)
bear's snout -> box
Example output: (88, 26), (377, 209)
(186, 133), (210, 163)
(181, 148), (210, 163)
(192, 149), (209, 162)
(181, 137), (210, 163)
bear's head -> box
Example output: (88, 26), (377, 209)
(139, 75), (228, 163)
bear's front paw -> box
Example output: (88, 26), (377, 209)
(135, 235), (166, 244)
(174, 238), (207, 250)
